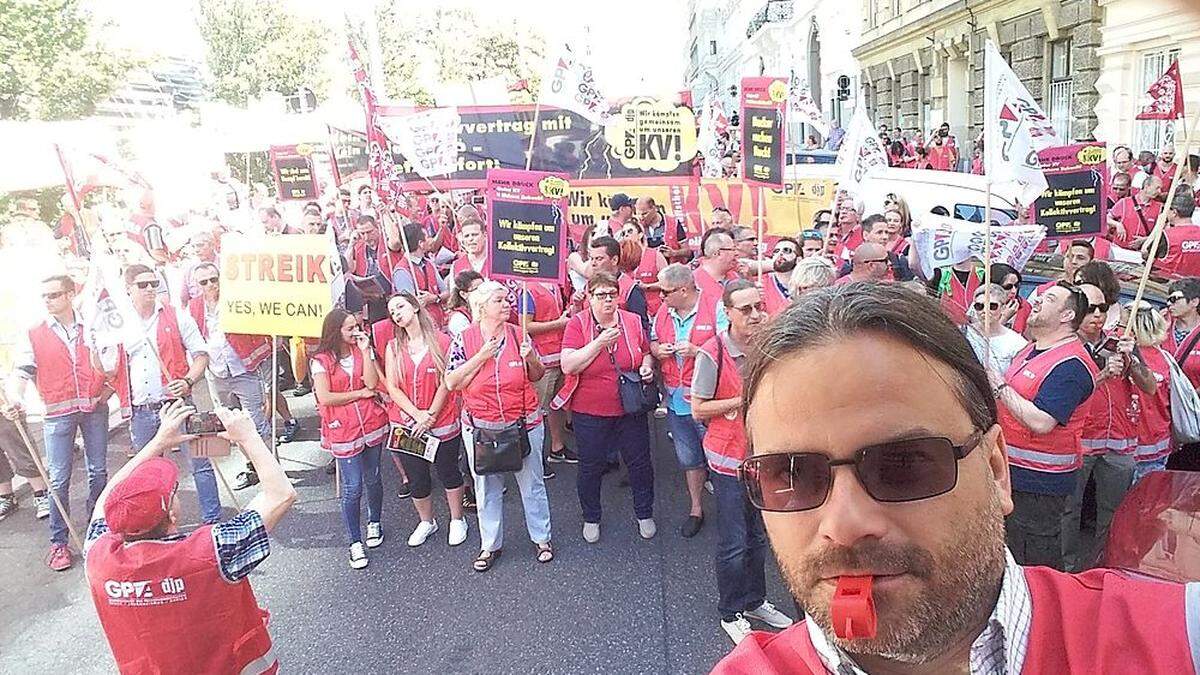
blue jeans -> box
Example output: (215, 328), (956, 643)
(336, 444), (384, 545)
(711, 472), (767, 620)
(666, 410), (707, 470)
(43, 405), (110, 545)
(573, 412), (655, 522)
(466, 424), (552, 552)
(1133, 456), (1170, 484)
(130, 406), (221, 523)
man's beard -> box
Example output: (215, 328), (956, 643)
(775, 488), (1007, 663)
(774, 257), (797, 274)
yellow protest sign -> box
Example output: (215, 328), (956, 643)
(219, 234), (336, 338)
(764, 179), (837, 236)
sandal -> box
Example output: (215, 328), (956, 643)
(473, 549), (501, 572)
(535, 542), (554, 564)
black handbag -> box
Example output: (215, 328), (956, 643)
(469, 326), (533, 475)
(608, 344), (658, 415)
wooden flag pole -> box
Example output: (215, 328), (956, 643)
(1125, 108), (1200, 337)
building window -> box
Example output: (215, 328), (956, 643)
(890, 0), (900, 19)
(1048, 40), (1072, 141)
(1137, 48), (1182, 153)
(710, 40), (717, 56)
(867, 0), (878, 28)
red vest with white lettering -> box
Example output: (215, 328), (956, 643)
(186, 297), (271, 372)
(653, 299), (718, 402)
(635, 247), (664, 316)
(999, 338), (1099, 473)
(28, 319), (105, 418)
(312, 350), (388, 458)
(762, 273), (790, 316)
(1156, 225), (1200, 278)
(1133, 347), (1174, 462)
(402, 256), (446, 327)
(460, 323), (542, 430)
(1165, 317), (1200, 390)
(698, 334), (747, 476)
(85, 527), (278, 675)
(1079, 335), (1136, 456)
(711, 567), (1199, 675)
(525, 281), (565, 367)
(387, 332), (460, 440)
(451, 252), (488, 279)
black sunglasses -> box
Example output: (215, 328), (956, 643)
(1088, 302), (1110, 314)
(134, 280), (160, 290)
(739, 432), (983, 512)
(42, 290), (66, 300)
(1001, 282), (1019, 291)
(197, 278), (219, 287)
(1169, 292), (1187, 302)
(973, 301), (1000, 311)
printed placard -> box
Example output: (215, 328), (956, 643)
(218, 234), (337, 338)
(486, 168), (570, 284)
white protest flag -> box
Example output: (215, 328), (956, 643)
(984, 40), (1058, 207)
(912, 215), (1046, 279)
(83, 246), (146, 351)
(327, 228), (346, 309)
(539, 41), (612, 126)
(380, 107), (461, 179)
(836, 109), (888, 192)
(788, 73), (830, 136)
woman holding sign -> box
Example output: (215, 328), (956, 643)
(312, 309), (389, 570)
(445, 281), (553, 572)
(382, 293), (469, 548)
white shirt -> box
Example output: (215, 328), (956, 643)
(966, 326), (1029, 374)
(124, 304), (207, 406)
(198, 301), (247, 379)
(310, 353), (354, 377)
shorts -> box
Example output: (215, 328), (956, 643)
(535, 365), (565, 413)
(0, 415), (41, 484)
(666, 410), (707, 471)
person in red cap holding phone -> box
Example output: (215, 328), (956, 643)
(712, 283), (1198, 675)
(84, 402), (296, 675)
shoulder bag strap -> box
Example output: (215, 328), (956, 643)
(1176, 325), (1200, 365)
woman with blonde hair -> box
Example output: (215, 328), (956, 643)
(787, 256), (837, 297)
(1128, 303), (1174, 483)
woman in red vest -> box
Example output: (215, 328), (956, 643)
(618, 220), (669, 317)
(381, 293), (468, 548)
(1129, 305), (1175, 483)
(445, 270), (483, 338)
(557, 272), (657, 544)
(311, 309), (389, 570)
(1163, 278), (1200, 472)
(445, 281), (552, 572)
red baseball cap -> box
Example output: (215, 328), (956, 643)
(104, 457), (179, 536)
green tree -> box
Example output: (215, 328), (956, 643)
(197, 0), (331, 106)
(0, 0), (134, 120)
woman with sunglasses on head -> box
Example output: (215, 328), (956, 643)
(964, 283), (1028, 373)
(619, 220), (669, 318)
(691, 279), (794, 644)
(1127, 303), (1174, 483)
(1073, 260), (1122, 331)
(445, 281), (552, 572)
(382, 293), (468, 548)
(445, 270), (483, 338)
(555, 272), (657, 545)
(312, 309), (389, 570)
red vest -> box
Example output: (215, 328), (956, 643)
(617, 273), (637, 310)
(653, 299), (718, 401)
(371, 318), (396, 361)
(28, 319), (105, 418)
(1164, 317), (1200, 390)
(401, 256), (446, 327)
(699, 334), (747, 476)
(350, 238), (402, 281)
(999, 338), (1099, 473)
(524, 282), (565, 367)
(711, 566), (1198, 675)
(450, 252), (488, 279)
(1155, 162), (1178, 194)
(1133, 347), (1174, 462)
(936, 267), (983, 326)
(1156, 225), (1200, 278)
(693, 265), (727, 299)
(762, 273), (790, 317)
(460, 323), (541, 430)
(186, 297), (271, 372)
(634, 247), (664, 317)
(1079, 364), (1136, 456)
(154, 305), (191, 384)
(312, 350), (388, 457)
(1109, 197), (1161, 246)
(86, 527), (278, 675)
(387, 332), (460, 440)
(551, 309), (646, 414)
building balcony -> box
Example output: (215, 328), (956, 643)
(746, 0), (794, 40)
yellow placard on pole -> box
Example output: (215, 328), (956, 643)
(218, 234), (336, 338)
(764, 179), (837, 236)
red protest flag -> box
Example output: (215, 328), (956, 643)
(1136, 60), (1185, 120)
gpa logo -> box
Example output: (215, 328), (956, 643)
(1021, 369), (1036, 379)
(105, 577), (187, 606)
(105, 580), (155, 600)
(1181, 240), (1200, 254)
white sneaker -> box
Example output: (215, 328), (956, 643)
(448, 518), (468, 546)
(365, 522), (384, 548)
(34, 494), (50, 520)
(744, 601), (794, 629)
(582, 522), (600, 543)
(637, 517), (657, 539)
(704, 480), (714, 495)
(721, 614), (753, 645)
(407, 520), (438, 547)
(349, 542), (368, 570)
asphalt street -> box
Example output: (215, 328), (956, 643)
(0, 394), (796, 674)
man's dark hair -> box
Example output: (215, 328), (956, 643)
(930, 205), (950, 216)
(700, 228), (732, 257)
(722, 278), (757, 308)
(744, 284), (997, 434)
(1075, 260), (1119, 304)
(1172, 188), (1197, 218)
(357, 214), (377, 227)
(588, 235), (620, 259)
(339, 188), (351, 197)
(401, 223), (425, 253)
(42, 274), (75, 293)
(124, 264), (154, 285)
(861, 213), (887, 233)
(812, 209), (832, 226)
(1169, 277), (1200, 301)
(989, 263), (1020, 286)
(1067, 239), (1095, 258)
(1056, 281), (1090, 331)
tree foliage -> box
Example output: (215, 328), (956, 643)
(0, 0), (135, 120)
(197, 0), (330, 106)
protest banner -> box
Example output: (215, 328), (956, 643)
(1033, 142), (1108, 238)
(912, 216), (1046, 278)
(740, 77), (788, 188)
(269, 144), (318, 201)
(486, 168), (570, 284)
(218, 234), (337, 338)
(763, 179), (837, 236)
(382, 107), (461, 179)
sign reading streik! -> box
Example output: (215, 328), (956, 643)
(486, 168), (570, 285)
(219, 234), (337, 338)
(741, 76), (789, 188)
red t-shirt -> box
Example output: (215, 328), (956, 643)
(560, 310), (649, 417)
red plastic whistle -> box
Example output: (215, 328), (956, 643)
(831, 576), (877, 640)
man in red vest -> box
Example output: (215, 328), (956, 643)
(587, 235), (649, 330)
(692, 279), (794, 644)
(520, 280), (574, 470)
(388, 223), (447, 327)
(447, 218), (489, 281)
(1148, 190), (1200, 278)
(715, 282), (1199, 674)
(6, 273), (109, 570)
(85, 401), (296, 675)
(762, 238), (796, 316)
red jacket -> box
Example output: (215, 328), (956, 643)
(86, 526), (278, 675)
(186, 297), (271, 372)
(313, 349), (388, 458)
(698, 334), (747, 477)
(711, 566), (1198, 675)
(28, 319), (106, 418)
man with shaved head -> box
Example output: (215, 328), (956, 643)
(835, 243), (891, 285)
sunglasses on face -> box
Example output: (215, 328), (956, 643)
(661, 286), (691, 297)
(732, 301), (767, 315)
(1089, 302), (1110, 314)
(1170, 293), (1187, 303)
(739, 432), (983, 512)
(718, 246), (737, 254)
(1001, 282), (1019, 291)
(197, 277), (219, 287)
(973, 301), (1000, 311)
(592, 290), (618, 300)
(42, 290), (66, 300)
(134, 280), (160, 290)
